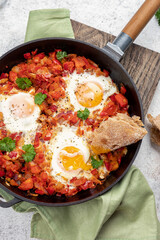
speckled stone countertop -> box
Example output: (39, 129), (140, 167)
(0, 0), (160, 239)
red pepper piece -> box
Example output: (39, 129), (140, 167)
(103, 69), (109, 77)
(104, 161), (112, 171)
(18, 178), (33, 191)
(0, 168), (5, 177)
(63, 61), (75, 73)
(24, 53), (31, 59)
(115, 93), (128, 108)
(100, 101), (118, 117)
(120, 85), (127, 95)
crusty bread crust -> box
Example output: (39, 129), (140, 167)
(147, 114), (160, 146)
(147, 114), (160, 130)
(87, 113), (147, 153)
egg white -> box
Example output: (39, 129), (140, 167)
(48, 126), (91, 181)
(64, 71), (118, 113)
(0, 92), (40, 133)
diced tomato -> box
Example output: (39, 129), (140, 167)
(110, 94), (116, 102)
(49, 64), (62, 75)
(6, 170), (14, 178)
(120, 85), (126, 95)
(70, 177), (86, 186)
(49, 88), (65, 101)
(18, 178), (33, 191)
(24, 53), (31, 59)
(35, 189), (47, 195)
(100, 101), (118, 117)
(40, 172), (48, 182)
(80, 181), (95, 190)
(63, 61), (75, 73)
(0, 73), (8, 79)
(29, 163), (41, 174)
(72, 57), (86, 73)
(43, 131), (52, 141)
(34, 132), (42, 148)
(9, 71), (17, 82)
(10, 179), (19, 186)
(115, 93), (128, 108)
(103, 69), (109, 77)
(34, 152), (45, 164)
(0, 130), (7, 139)
(0, 168), (5, 177)
(0, 121), (5, 127)
(47, 185), (55, 195)
(10, 133), (17, 140)
(33, 53), (45, 63)
(104, 161), (112, 171)
(69, 113), (79, 125)
(91, 169), (98, 176)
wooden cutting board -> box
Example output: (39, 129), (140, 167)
(71, 20), (160, 115)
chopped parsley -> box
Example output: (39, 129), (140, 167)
(77, 108), (90, 120)
(91, 156), (103, 169)
(155, 8), (160, 26)
(0, 137), (16, 152)
(34, 92), (47, 105)
(22, 144), (36, 162)
(16, 77), (32, 90)
(56, 51), (67, 61)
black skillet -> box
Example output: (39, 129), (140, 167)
(0, 0), (160, 207)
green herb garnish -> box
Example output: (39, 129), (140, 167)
(22, 144), (36, 162)
(34, 92), (47, 105)
(155, 8), (160, 25)
(91, 156), (103, 169)
(16, 77), (32, 90)
(56, 51), (67, 61)
(77, 108), (90, 120)
(0, 137), (16, 152)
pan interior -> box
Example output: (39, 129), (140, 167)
(0, 38), (143, 206)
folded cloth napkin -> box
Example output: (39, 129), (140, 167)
(0, 8), (160, 240)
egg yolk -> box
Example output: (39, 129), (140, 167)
(75, 82), (103, 108)
(59, 146), (90, 171)
(9, 94), (35, 118)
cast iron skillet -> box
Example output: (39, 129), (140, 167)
(0, 0), (159, 207)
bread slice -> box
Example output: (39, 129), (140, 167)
(147, 114), (160, 146)
(87, 113), (147, 154)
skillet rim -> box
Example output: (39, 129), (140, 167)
(0, 37), (144, 206)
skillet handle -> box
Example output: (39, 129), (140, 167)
(104, 0), (160, 61)
(122, 0), (160, 41)
(0, 195), (22, 208)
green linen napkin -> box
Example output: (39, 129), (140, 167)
(25, 9), (74, 42)
(0, 8), (160, 240)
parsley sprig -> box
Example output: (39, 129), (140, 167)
(56, 51), (67, 61)
(22, 144), (36, 162)
(155, 9), (160, 26)
(16, 77), (32, 90)
(34, 92), (47, 105)
(0, 137), (16, 152)
(77, 108), (90, 120)
(91, 156), (103, 169)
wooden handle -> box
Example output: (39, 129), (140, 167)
(122, 0), (160, 40)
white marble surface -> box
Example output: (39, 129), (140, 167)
(0, 0), (160, 239)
